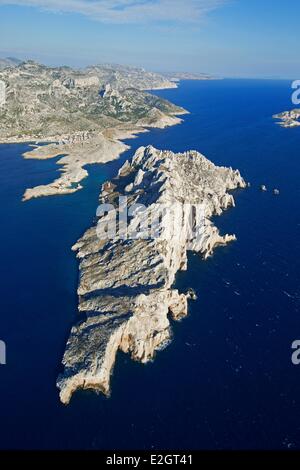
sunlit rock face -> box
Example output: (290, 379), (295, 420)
(57, 146), (246, 405)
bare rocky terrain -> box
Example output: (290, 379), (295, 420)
(0, 60), (186, 200)
(57, 145), (246, 404)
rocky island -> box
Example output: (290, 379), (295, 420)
(57, 145), (246, 404)
(0, 60), (186, 200)
(273, 109), (300, 127)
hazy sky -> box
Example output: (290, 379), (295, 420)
(0, 0), (299, 78)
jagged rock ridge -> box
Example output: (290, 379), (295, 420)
(57, 145), (246, 404)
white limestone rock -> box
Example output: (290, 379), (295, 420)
(57, 146), (246, 404)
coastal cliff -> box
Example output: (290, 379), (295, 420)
(57, 145), (246, 404)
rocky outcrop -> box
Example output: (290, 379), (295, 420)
(57, 145), (246, 404)
(273, 109), (300, 127)
(22, 131), (130, 201)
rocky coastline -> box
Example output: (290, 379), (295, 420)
(57, 145), (246, 404)
(20, 115), (185, 201)
(0, 60), (187, 201)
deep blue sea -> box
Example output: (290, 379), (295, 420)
(0, 80), (300, 450)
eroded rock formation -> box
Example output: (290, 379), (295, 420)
(57, 146), (246, 404)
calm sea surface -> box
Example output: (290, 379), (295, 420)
(0, 80), (299, 449)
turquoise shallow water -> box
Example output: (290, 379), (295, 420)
(0, 80), (300, 449)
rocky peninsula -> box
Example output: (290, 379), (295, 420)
(57, 145), (246, 404)
(273, 109), (300, 127)
(162, 72), (218, 81)
(0, 60), (186, 201)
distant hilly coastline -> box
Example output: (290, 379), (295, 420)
(0, 56), (22, 69)
(0, 59), (188, 200)
(0, 56), (217, 81)
(162, 71), (218, 81)
(0, 58), (218, 201)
